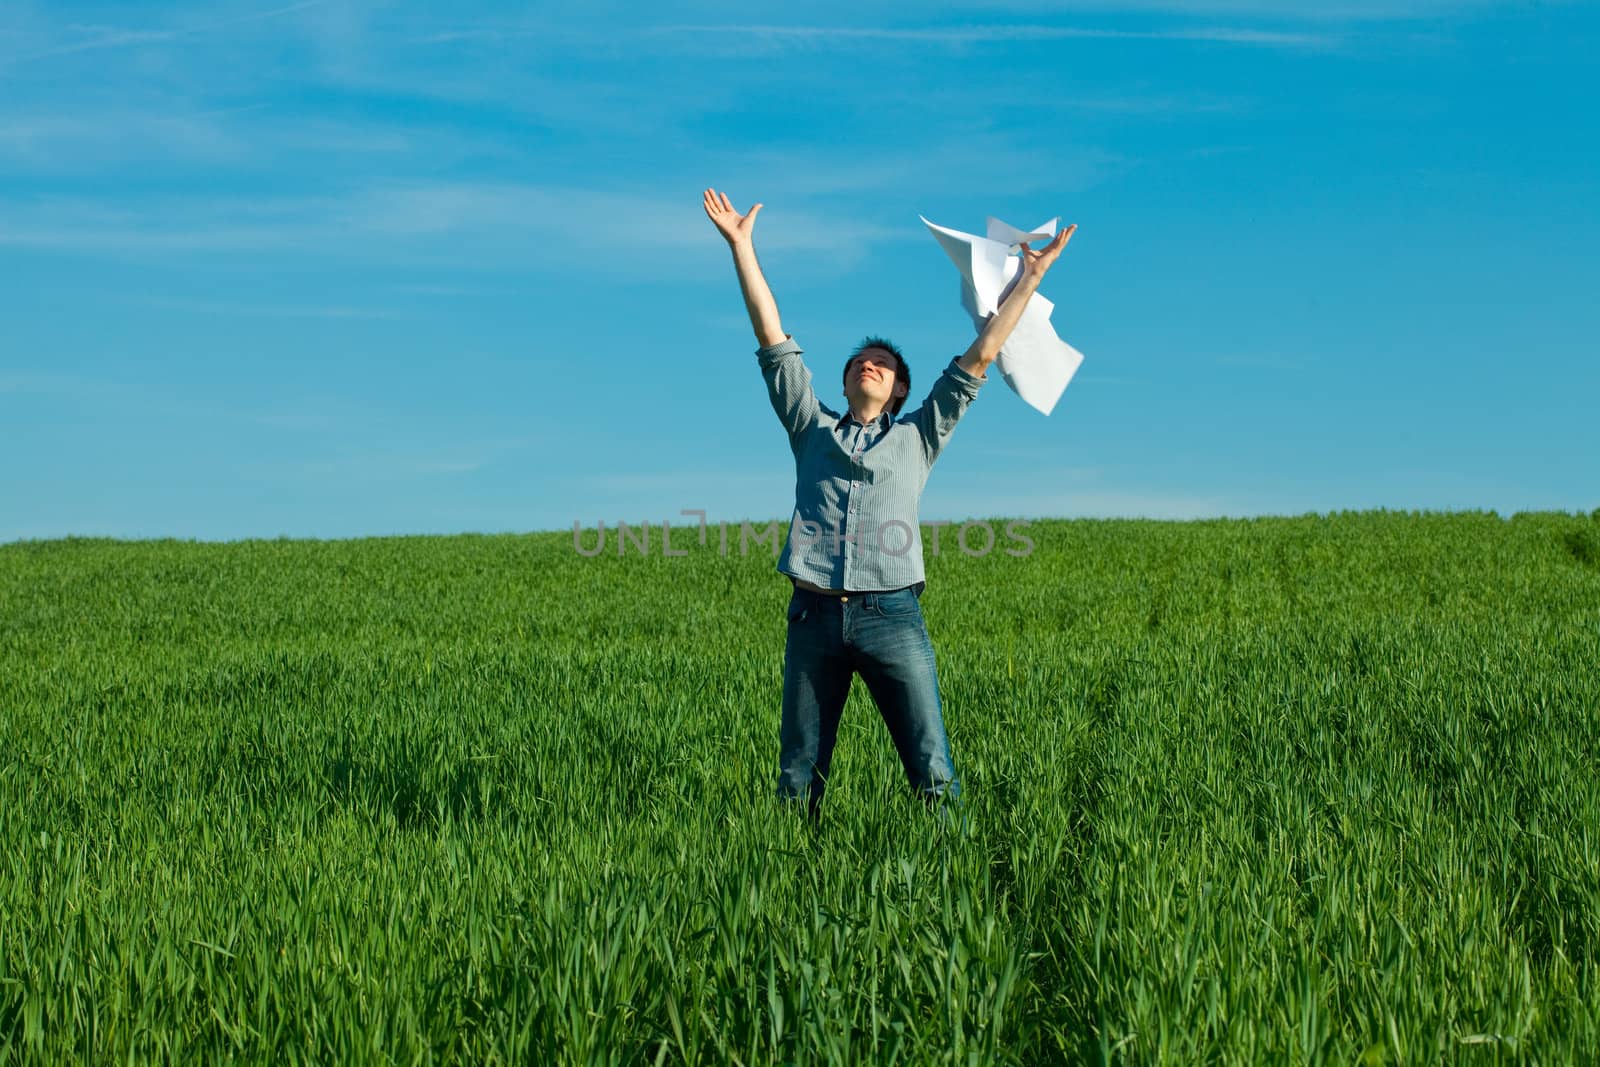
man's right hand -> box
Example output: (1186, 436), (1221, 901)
(706, 187), (786, 346)
(703, 188), (762, 247)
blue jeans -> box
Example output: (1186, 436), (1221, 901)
(777, 584), (959, 817)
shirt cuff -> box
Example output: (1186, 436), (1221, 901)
(943, 357), (986, 397)
(756, 335), (803, 363)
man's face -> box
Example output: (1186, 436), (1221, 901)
(844, 348), (908, 410)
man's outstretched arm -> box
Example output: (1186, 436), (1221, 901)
(956, 224), (1077, 378)
(706, 188), (819, 448)
(703, 188), (786, 348)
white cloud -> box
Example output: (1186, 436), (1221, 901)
(587, 469), (782, 497)
(0, 107), (504, 173)
(251, 413), (339, 431)
(0, 181), (908, 272)
(0, 1), (336, 67)
(652, 22), (1339, 50)
(264, 436), (536, 483)
(1216, 353), (1316, 371)
(126, 295), (400, 319)
(922, 486), (1244, 520)
(2, 25), (177, 65)
(0, 370), (153, 401)
(989, 0), (1524, 16)
(785, 0), (1541, 17)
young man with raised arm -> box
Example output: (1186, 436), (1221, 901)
(702, 188), (1073, 821)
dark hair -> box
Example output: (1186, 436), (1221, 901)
(841, 336), (912, 416)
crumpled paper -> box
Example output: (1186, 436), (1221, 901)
(921, 214), (1084, 415)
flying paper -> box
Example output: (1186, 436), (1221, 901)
(921, 214), (1084, 416)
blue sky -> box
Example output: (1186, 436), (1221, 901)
(2, 0), (1596, 543)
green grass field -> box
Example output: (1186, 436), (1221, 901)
(3, 511), (1599, 1064)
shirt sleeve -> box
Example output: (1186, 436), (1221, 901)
(756, 335), (821, 455)
(907, 357), (985, 464)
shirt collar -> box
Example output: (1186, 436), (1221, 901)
(842, 409), (892, 431)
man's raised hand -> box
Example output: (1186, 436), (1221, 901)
(1019, 224), (1077, 281)
(703, 189), (762, 247)
(959, 223), (1078, 377)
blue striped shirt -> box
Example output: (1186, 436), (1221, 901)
(756, 335), (986, 591)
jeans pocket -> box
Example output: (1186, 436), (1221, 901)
(876, 590), (920, 617)
(787, 595), (809, 623)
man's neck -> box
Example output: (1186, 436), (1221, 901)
(847, 402), (888, 425)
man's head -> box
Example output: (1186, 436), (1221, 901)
(841, 336), (911, 417)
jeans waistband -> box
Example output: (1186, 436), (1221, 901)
(791, 579), (924, 599)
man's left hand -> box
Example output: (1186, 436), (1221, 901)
(1019, 225), (1076, 281)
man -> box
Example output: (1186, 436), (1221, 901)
(702, 188), (1073, 820)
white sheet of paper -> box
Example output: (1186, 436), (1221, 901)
(921, 214), (1084, 416)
